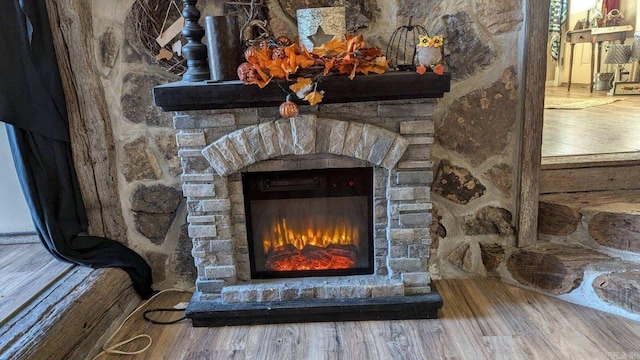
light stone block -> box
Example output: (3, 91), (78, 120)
(181, 173), (216, 183)
(243, 126), (269, 162)
(397, 160), (434, 169)
(388, 258), (422, 273)
(201, 143), (231, 176)
(341, 122), (364, 157)
(176, 131), (206, 147)
(389, 229), (415, 243)
(196, 279), (225, 293)
(317, 285), (371, 299)
(399, 213), (432, 227)
(291, 115), (317, 155)
(258, 122), (281, 157)
(275, 119), (295, 155)
(188, 224), (217, 238)
(228, 130), (256, 166)
(354, 124), (380, 161)
(404, 286), (431, 295)
(187, 215), (216, 224)
(210, 240), (234, 252)
(407, 136), (435, 145)
(401, 272), (430, 287)
(396, 171), (433, 185)
(388, 187), (417, 201)
(399, 203), (432, 212)
(329, 120), (349, 154)
(367, 130), (395, 165)
(378, 103), (434, 118)
(315, 119), (333, 153)
(174, 113), (236, 129)
(400, 120), (435, 135)
(409, 244), (431, 258)
(214, 137), (244, 173)
(182, 184), (215, 198)
(380, 136), (410, 169)
(199, 199), (231, 212)
(178, 149), (204, 158)
(371, 284), (404, 298)
(205, 265), (237, 279)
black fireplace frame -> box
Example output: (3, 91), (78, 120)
(242, 167), (375, 279)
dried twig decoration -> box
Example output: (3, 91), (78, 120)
(129, 0), (186, 74)
(224, 0), (272, 47)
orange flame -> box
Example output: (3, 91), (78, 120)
(262, 217), (358, 254)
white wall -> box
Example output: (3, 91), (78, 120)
(0, 125), (35, 233)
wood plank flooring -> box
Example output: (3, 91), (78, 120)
(95, 278), (640, 360)
(0, 243), (72, 325)
(543, 84), (640, 157)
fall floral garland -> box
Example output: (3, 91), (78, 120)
(237, 35), (389, 106)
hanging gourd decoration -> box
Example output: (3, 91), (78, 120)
(279, 95), (299, 118)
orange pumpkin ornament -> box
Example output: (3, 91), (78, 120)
(279, 95), (299, 118)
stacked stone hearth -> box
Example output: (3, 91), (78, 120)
(174, 100), (435, 304)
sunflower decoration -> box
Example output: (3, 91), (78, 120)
(415, 35), (445, 76)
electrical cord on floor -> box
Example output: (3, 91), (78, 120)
(91, 288), (193, 359)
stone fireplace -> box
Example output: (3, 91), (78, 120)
(156, 72), (449, 326)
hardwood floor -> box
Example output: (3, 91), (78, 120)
(0, 243), (72, 325)
(95, 278), (640, 360)
(543, 84), (640, 157)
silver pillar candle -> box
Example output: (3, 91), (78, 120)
(204, 16), (241, 82)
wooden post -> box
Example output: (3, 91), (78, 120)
(181, 0), (210, 82)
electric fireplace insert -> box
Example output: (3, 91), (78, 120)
(242, 167), (374, 279)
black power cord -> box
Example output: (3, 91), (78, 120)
(142, 308), (187, 325)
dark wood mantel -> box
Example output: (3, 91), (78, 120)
(153, 72), (451, 111)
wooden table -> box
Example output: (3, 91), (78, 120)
(566, 25), (633, 92)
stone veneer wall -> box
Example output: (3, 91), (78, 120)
(174, 102), (435, 302)
(88, 0), (524, 288)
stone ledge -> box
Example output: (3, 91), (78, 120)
(219, 275), (404, 303)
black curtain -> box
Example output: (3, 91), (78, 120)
(1, 0), (153, 298)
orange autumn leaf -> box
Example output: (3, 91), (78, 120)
(323, 57), (336, 75)
(369, 56), (388, 74)
(312, 37), (346, 57)
(416, 64), (427, 75)
(433, 64), (444, 75)
(289, 77), (314, 99)
(349, 60), (359, 80)
(266, 58), (287, 79)
(304, 90), (324, 105)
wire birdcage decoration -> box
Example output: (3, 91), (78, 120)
(386, 17), (429, 71)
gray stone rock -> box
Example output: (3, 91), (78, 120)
(437, 67), (518, 166)
(473, 0), (523, 35)
(447, 243), (473, 273)
(380, 137), (410, 169)
(465, 206), (514, 237)
(355, 124), (381, 161)
(243, 126), (269, 162)
(291, 116), (317, 155)
(258, 122), (282, 157)
(479, 242), (505, 272)
(175, 222), (197, 282)
(368, 129), (395, 166)
(131, 184), (182, 214)
(121, 72), (177, 127)
(98, 27), (119, 70)
(122, 137), (163, 182)
(483, 163), (513, 198)
(442, 12), (495, 80)
(154, 133), (182, 177)
(276, 119), (295, 156)
(146, 252), (169, 283)
(433, 160), (486, 204)
(135, 212), (175, 245)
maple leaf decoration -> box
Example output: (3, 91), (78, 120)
(238, 35), (388, 105)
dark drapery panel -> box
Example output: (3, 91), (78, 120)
(0, 0), (153, 298)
